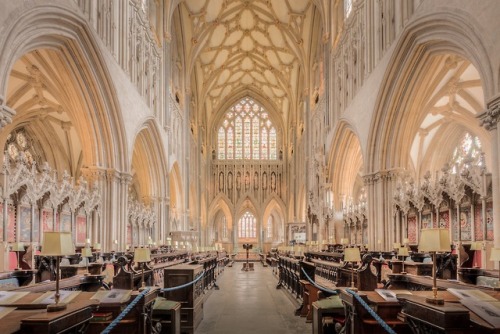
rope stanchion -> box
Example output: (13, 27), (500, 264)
(300, 267), (338, 295)
(101, 287), (151, 334)
(345, 288), (397, 334)
(161, 269), (206, 292)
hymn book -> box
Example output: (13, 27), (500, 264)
(0, 291), (29, 305)
(91, 289), (132, 304)
(447, 288), (498, 301)
(461, 299), (500, 328)
(31, 290), (81, 304)
(375, 289), (412, 302)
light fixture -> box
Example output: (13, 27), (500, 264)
(340, 238), (349, 247)
(10, 242), (25, 270)
(490, 248), (500, 282)
(41, 232), (75, 311)
(134, 247), (151, 290)
(398, 246), (410, 274)
(470, 241), (480, 268)
(81, 247), (93, 275)
(344, 247), (361, 291)
(419, 228), (449, 305)
(402, 238), (409, 245)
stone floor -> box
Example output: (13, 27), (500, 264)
(196, 263), (312, 334)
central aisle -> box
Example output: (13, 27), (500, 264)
(196, 264), (312, 334)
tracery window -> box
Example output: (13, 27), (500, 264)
(267, 216), (273, 239)
(238, 211), (256, 238)
(451, 133), (484, 174)
(4, 128), (40, 167)
(217, 97), (277, 160)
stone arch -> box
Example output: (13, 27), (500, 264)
(328, 120), (364, 207)
(368, 10), (494, 174)
(131, 118), (168, 201)
(0, 5), (127, 171)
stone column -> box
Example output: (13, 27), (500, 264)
(478, 95), (500, 248)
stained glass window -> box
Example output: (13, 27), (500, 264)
(451, 133), (483, 174)
(238, 211), (256, 238)
(218, 127), (225, 159)
(4, 127), (39, 168)
(270, 127), (277, 160)
(227, 127), (234, 159)
(267, 216), (273, 239)
(216, 97), (278, 160)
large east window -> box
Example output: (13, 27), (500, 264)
(238, 211), (256, 238)
(217, 97), (277, 160)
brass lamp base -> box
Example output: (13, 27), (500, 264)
(47, 302), (67, 312)
(425, 297), (444, 305)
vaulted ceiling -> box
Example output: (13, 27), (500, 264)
(174, 0), (321, 133)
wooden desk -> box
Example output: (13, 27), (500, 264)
(1, 299), (98, 334)
(339, 290), (411, 334)
(398, 294), (500, 333)
(387, 273), (500, 293)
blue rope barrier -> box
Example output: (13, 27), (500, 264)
(101, 287), (151, 334)
(161, 270), (206, 292)
(345, 289), (397, 334)
(300, 267), (338, 295)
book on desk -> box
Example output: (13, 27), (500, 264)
(461, 299), (500, 328)
(375, 288), (412, 302)
(447, 288), (498, 301)
(90, 289), (132, 304)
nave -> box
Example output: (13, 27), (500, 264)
(197, 264), (311, 334)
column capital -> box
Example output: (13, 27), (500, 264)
(478, 94), (500, 131)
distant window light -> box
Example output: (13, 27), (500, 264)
(344, 0), (353, 18)
(451, 133), (483, 174)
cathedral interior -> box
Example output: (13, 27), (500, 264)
(1, 1), (500, 333)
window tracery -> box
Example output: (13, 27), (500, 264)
(238, 211), (256, 238)
(451, 133), (483, 174)
(217, 97), (277, 160)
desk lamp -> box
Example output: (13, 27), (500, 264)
(344, 247), (361, 291)
(10, 242), (25, 270)
(340, 238), (349, 248)
(134, 247), (151, 290)
(470, 241), (480, 268)
(398, 246), (410, 274)
(81, 247), (93, 275)
(490, 248), (500, 282)
(41, 232), (75, 311)
(419, 228), (449, 305)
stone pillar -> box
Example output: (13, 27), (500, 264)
(364, 170), (399, 251)
(0, 99), (15, 130)
(478, 96), (500, 248)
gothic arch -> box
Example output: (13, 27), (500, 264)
(0, 5), (127, 171)
(131, 118), (168, 201)
(368, 9), (494, 174)
(328, 121), (364, 207)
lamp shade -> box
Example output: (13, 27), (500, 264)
(81, 247), (93, 257)
(134, 247), (151, 263)
(93, 243), (101, 250)
(419, 228), (450, 252)
(403, 238), (409, 245)
(340, 238), (349, 245)
(41, 232), (75, 256)
(344, 247), (361, 262)
(470, 241), (480, 251)
(393, 242), (401, 249)
(490, 248), (500, 261)
(10, 242), (25, 252)
(398, 246), (410, 257)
